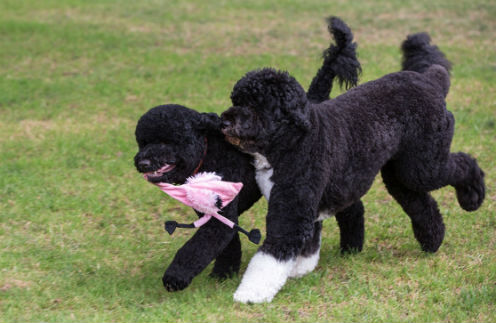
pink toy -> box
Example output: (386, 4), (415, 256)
(149, 172), (261, 244)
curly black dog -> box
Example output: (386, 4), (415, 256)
(134, 17), (361, 292)
(221, 33), (486, 303)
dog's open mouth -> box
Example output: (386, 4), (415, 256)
(143, 164), (176, 181)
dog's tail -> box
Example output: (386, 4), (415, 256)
(401, 33), (451, 97)
(307, 16), (361, 103)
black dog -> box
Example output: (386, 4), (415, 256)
(134, 17), (361, 292)
(221, 33), (485, 303)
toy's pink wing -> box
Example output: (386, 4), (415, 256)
(154, 178), (243, 214)
(154, 183), (189, 205)
(186, 180), (243, 208)
(154, 183), (216, 214)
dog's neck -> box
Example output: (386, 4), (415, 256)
(264, 110), (311, 156)
(264, 129), (306, 159)
(191, 137), (208, 176)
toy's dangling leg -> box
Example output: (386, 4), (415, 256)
(165, 215), (213, 235)
(165, 217), (261, 244)
(164, 221), (195, 235)
(234, 224), (261, 244)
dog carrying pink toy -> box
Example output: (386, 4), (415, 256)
(148, 172), (261, 244)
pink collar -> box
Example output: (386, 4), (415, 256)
(149, 172), (261, 244)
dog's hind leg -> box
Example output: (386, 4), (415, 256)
(381, 162), (445, 253)
(210, 232), (241, 279)
(335, 201), (364, 254)
(392, 112), (484, 212)
(289, 221), (322, 278)
(395, 151), (485, 212)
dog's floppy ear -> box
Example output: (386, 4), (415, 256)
(196, 112), (222, 132)
(278, 76), (311, 132)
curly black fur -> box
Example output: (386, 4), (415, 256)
(221, 33), (485, 264)
(134, 16), (362, 292)
(401, 32), (452, 74)
(307, 16), (362, 102)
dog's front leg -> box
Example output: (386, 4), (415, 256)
(234, 184), (317, 303)
(162, 205), (238, 291)
(210, 231), (241, 279)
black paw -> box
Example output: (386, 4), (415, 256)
(340, 245), (363, 255)
(420, 236), (443, 253)
(340, 237), (364, 255)
(162, 274), (191, 292)
(456, 186), (484, 211)
(456, 179), (485, 212)
(414, 222), (445, 253)
(455, 160), (485, 212)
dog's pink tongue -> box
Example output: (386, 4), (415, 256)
(143, 164), (176, 180)
(159, 164), (175, 172)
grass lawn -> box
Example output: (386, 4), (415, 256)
(1, 0), (495, 322)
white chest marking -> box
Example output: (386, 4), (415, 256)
(316, 209), (335, 221)
(251, 153), (274, 200)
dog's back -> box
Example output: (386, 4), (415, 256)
(309, 69), (451, 209)
(315, 68), (448, 130)
(314, 32), (453, 143)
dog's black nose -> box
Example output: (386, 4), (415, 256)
(221, 120), (232, 129)
(138, 159), (151, 169)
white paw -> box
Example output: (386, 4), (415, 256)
(233, 252), (295, 303)
(288, 248), (320, 278)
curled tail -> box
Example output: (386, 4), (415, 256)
(307, 16), (362, 103)
(401, 33), (451, 97)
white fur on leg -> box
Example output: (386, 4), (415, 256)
(233, 251), (295, 303)
(288, 247), (320, 278)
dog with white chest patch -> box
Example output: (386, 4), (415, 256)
(221, 33), (486, 303)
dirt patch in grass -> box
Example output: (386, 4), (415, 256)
(0, 279), (32, 291)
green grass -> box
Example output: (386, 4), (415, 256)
(1, 0), (495, 322)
